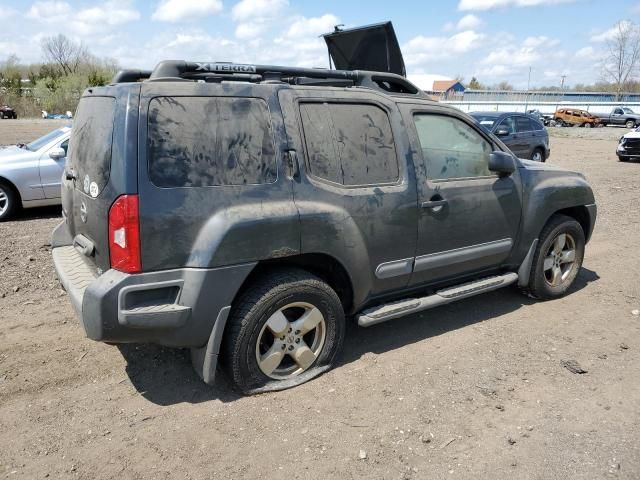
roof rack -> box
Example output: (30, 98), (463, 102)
(111, 69), (152, 83)
(112, 60), (424, 97)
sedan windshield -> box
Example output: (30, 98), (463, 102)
(25, 128), (68, 152)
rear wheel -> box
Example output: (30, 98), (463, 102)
(583, 122), (592, 128)
(626, 120), (636, 129)
(531, 147), (545, 162)
(222, 268), (345, 394)
(0, 181), (19, 221)
(527, 215), (585, 299)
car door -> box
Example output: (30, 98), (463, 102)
(278, 88), (418, 300)
(495, 115), (527, 158)
(39, 137), (69, 198)
(400, 105), (523, 286)
(611, 108), (624, 125)
(515, 116), (534, 158)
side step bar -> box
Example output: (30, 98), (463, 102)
(358, 273), (519, 327)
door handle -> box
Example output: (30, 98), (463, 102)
(285, 150), (299, 180)
(65, 168), (77, 181)
(421, 199), (448, 209)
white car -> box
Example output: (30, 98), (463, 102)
(617, 125), (640, 162)
(0, 126), (71, 220)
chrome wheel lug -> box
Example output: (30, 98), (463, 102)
(295, 338), (300, 343)
(288, 345), (294, 351)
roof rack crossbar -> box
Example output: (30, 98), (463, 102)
(148, 60), (423, 96)
(111, 69), (152, 84)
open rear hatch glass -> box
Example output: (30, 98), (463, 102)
(323, 21), (406, 76)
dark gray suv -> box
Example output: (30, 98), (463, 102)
(52, 60), (596, 395)
(472, 112), (550, 162)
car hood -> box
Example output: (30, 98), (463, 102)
(519, 158), (583, 176)
(622, 130), (640, 139)
(323, 21), (406, 76)
(0, 145), (32, 163)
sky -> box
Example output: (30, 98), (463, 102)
(0, 0), (639, 90)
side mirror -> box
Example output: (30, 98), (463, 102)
(49, 147), (66, 160)
(495, 128), (510, 137)
(489, 151), (516, 176)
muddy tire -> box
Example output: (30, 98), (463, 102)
(222, 268), (345, 395)
(527, 215), (585, 300)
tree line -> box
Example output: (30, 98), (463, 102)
(0, 34), (119, 117)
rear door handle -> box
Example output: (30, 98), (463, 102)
(421, 199), (448, 209)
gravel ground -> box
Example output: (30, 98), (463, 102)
(1, 121), (639, 480)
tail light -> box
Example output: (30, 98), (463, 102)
(108, 195), (141, 273)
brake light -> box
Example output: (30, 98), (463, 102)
(108, 195), (141, 273)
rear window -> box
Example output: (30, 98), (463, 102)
(148, 96), (277, 188)
(68, 96), (116, 195)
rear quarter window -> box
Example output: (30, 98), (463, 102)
(147, 96), (277, 188)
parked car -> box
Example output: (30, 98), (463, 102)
(553, 108), (600, 128)
(51, 58), (597, 395)
(617, 125), (640, 161)
(471, 112), (550, 162)
(527, 109), (555, 127)
(0, 105), (17, 119)
(594, 107), (640, 129)
(0, 126), (71, 220)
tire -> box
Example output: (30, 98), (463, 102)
(12, 112), (17, 119)
(618, 156), (629, 162)
(0, 180), (19, 221)
(626, 120), (636, 129)
(530, 147), (545, 162)
(526, 214), (585, 300)
(583, 122), (592, 129)
(222, 268), (345, 395)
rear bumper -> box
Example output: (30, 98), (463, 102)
(52, 244), (255, 347)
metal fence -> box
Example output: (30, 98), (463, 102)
(442, 100), (640, 116)
(462, 90), (640, 103)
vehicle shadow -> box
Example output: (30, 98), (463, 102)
(119, 267), (599, 406)
(12, 205), (61, 221)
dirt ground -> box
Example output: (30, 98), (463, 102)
(1, 120), (639, 480)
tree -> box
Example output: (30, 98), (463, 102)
(467, 76), (484, 89)
(41, 34), (89, 76)
(495, 81), (514, 91)
(601, 20), (640, 100)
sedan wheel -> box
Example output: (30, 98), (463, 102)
(0, 182), (18, 221)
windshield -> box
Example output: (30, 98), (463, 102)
(25, 127), (69, 151)
(623, 108), (635, 114)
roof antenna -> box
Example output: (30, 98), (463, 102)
(333, 24), (344, 32)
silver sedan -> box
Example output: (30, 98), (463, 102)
(0, 126), (71, 220)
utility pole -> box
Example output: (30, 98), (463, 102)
(560, 75), (567, 93)
(525, 66), (532, 112)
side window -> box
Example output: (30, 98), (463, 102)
(148, 96), (277, 188)
(614, 108), (623, 115)
(531, 119), (544, 131)
(299, 102), (399, 186)
(413, 114), (493, 180)
(497, 116), (515, 134)
(60, 139), (69, 156)
(515, 116), (532, 133)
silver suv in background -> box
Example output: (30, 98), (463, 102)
(472, 112), (550, 162)
(0, 126), (71, 220)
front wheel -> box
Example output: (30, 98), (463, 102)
(222, 268), (345, 394)
(0, 181), (19, 221)
(526, 215), (585, 300)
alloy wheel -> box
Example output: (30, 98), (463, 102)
(255, 302), (326, 380)
(0, 187), (8, 217)
(543, 233), (577, 287)
(532, 151), (543, 162)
